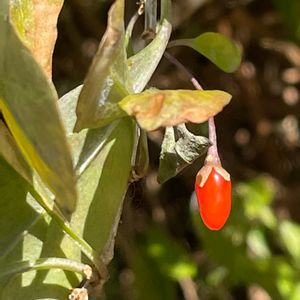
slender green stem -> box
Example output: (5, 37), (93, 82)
(28, 187), (108, 280)
(0, 258), (92, 280)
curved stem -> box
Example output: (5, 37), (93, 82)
(164, 51), (221, 165)
(0, 258), (93, 280)
(28, 186), (108, 280)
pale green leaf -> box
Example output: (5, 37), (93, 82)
(168, 32), (242, 73)
(247, 229), (271, 258)
(0, 157), (38, 260)
(0, 87), (135, 299)
(157, 126), (177, 183)
(127, 19), (171, 93)
(174, 124), (210, 163)
(237, 177), (277, 228)
(0, 156), (82, 300)
(279, 221), (300, 263)
(158, 124), (210, 183)
(74, 0), (127, 132)
(60, 87), (135, 261)
(0, 19), (76, 214)
(160, 0), (172, 22)
(0, 120), (32, 182)
(0, 0), (8, 18)
(119, 89), (232, 131)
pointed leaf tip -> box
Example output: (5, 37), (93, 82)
(168, 32), (242, 73)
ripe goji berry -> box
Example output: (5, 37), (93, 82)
(195, 165), (231, 230)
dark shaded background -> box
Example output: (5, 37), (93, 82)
(53, 1), (300, 299)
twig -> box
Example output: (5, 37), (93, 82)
(179, 278), (200, 300)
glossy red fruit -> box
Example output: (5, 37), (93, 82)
(195, 166), (231, 230)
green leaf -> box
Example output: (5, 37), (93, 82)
(0, 157), (38, 260)
(0, 120), (32, 182)
(0, 86), (135, 299)
(192, 213), (282, 298)
(168, 32), (242, 73)
(247, 229), (271, 259)
(74, 0), (127, 132)
(119, 89), (232, 131)
(279, 221), (300, 263)
(75, 8), (171, 132)
(174, 124), (210, 163)
(160, 0), (172, 22)
(144, 228), (197, 280)
(237, 177), (277, 228)
(128, 19), (172, 93)
(0, 0), (8, 17)
(60, 86), (135, 261)
(157, 127), (177, 183)
(272, 0), (300, 44)
(131, 128), (149, 180)
(0, 19), (77, 213)
(158, 125), (210, 183)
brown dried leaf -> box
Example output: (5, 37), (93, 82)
(10, 0), (64, 78)
(119, 89), (232, 131)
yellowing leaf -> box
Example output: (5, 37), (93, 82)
(10, 0), (64, 78)
(0, 120), (32, 182)
(119, 89), (232, 131)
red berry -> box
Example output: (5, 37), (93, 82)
(195, 166), (231, 230)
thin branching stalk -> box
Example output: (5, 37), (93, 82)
(164, 51), (221, 165)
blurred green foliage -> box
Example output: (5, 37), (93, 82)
(103, 176), (300, 300)
(273, 0), (300, 45)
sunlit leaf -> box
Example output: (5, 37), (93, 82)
(168, 32), (242, 73)
(9, 0), (64, 77)
(119, 89), (231, 131)
(0, 120), (32, 182)
(127, 19), (171, 93)
(0, 157), (38, 260)
(0, 154), (82, 300)
(74, 0), (127, 132)
(192, 212), (282, 298)
(0, 19), (77, 214)
(144, 228), (197, 280)
(279, 221), (300, 263)
(237, 177), (277, 228)
(247, 229), (271, 258)
(0, 258), (89, 280)
(60, 86), (135, 262)
(0, 86), (135, 299)
(160, 0), (172, 22)
(158, 124), (210, 183)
